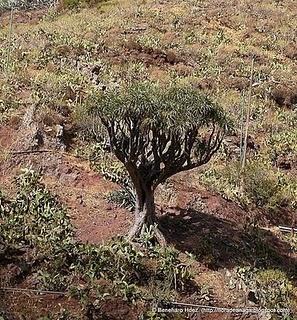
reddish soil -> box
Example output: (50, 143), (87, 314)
(0, 153), (131, 244)
(158, 177), (249, 223)
(103, 38), (194, 71)
(1, 293), (83, 320)
(0, 125), (15, 150)
(42, 155), (132, 243)
(0, 8), (48, 27)
(1, 290), (141, 320)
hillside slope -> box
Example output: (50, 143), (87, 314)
(0, 0), (297, 319)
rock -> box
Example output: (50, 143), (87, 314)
(56, 124), (64, 138)
(55, 124), (67, 151)
(247, 290), (258, 304)
(59, 167), (80, 184)
(76, 195), (83, 205)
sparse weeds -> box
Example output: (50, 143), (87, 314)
(37, 308), (79, 320)
(0, 72), (31, 124)
(96, 157), (136, 211)
(156, 246), (193, 291)
(59, 0), (112, 10)
(33, 70), (88, 109)
(268, 128), (297, 167)
(283, 234), (297, 254)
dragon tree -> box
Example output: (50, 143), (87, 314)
(88, 82), (230, 244)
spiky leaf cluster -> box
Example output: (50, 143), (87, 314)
(90, 82), (228, 131)
(89, 82), (230, 189)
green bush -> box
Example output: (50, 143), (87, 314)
(0, 168), (74, 254)
(60, 0), (110, 10)
(0, 77), (25, 124)
(201, 160), (296, 211)
(254, 269), (294, 309)
(229, 267), (295, 311)
(268, 129), (297, 164)
(98, 158), (136, 211)
(242, 161), (284, 208)
(156, 246), (193, 291)
(283, 234), (297, 254)
(62, 0), (81, 9)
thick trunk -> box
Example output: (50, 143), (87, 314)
(127, 186), (166, 245)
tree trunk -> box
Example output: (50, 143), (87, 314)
(127, 185), (166, 245)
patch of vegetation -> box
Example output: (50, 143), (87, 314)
(99, 157), (136, 212)
(201, 159), (297, 211)
(78, 142), (136, 211)
(229, 266), (296, 312)
(0, 168), (74, 254)
(282, 234), (297, 255)
(0, 170), (194, 318)
(0, 0), (56, 12)
(60, 0), (110, 10)
(268, 128), (297, 166)
(0, 72), (31, 124)
(37, 308), (79, 320)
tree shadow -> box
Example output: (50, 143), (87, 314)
(159, 207), (297, 277)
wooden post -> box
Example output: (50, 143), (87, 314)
(241, 58), (254, 170)
(6, 8), (13, 73)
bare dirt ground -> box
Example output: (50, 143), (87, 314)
(0, 8), (49, 27)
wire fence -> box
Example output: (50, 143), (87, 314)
(0, 287), (292, 317)
(0, 286), (67, 295)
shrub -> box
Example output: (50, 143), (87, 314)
(254, 269), (294, 309)
(229, 267), (295, 311)
(283, 234), (297, 254)
(106, 189), (135, 211)
(156, 246), (193, 291)
(59, 0), (110, 10)
(242, 161), (284, 208)
(0, 0), (56, 12)
(201, 159), (296, 211)
(0, 168), (74, 254)
(0, 76), (25, 124)
(99, 159), (136, 211)
(268, 129), (297, 166)
(87, 146), (136, 211)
